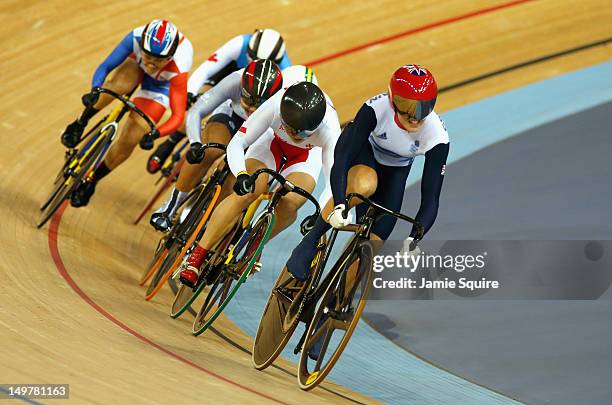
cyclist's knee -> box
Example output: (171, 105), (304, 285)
(347, 165), (377, 197)
(203, 122), (231, 144)
(203, 148), (224, 167)
(104, 59), (142, 94)
(277, 195), (305, 215)
(103, 74), (135, 96)
(109, 142), (134, 161)
(349, 175), (377, 197)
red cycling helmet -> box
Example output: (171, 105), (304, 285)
(388, 64), (437, 121)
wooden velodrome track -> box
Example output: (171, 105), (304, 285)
(2, 0), (611, 403)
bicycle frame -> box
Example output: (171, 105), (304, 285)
(295, 193), (425, 350)
(64, 103), (124, 185)
(220, 168), (320, 270)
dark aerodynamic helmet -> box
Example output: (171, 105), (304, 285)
(280, 82), (326, 138)
(241, 59), (283, 107)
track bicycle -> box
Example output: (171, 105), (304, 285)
(252, 193), (424, 390)
(37, 87), (156, 228)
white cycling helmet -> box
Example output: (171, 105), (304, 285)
(247, 28), (286, 63)
(281, 65), (318, 88)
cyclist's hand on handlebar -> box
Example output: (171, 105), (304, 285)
(402, 237), (421, 255)
(233, 172), (254, 196)
(327, 203), (352, 229)
(81, 89), (100, 107)
(139, 129), (159, 150)
(186, 142), (205, 164)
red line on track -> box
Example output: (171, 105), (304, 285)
(304, 0), (532, 66)
(47, 202), (288, 405)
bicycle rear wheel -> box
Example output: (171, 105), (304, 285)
(297, 239), (374, 390)
(37, 132), (110, 228)
(192, 212), (274, 336)
(252, 235), (327, 370)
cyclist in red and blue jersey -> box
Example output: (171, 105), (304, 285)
(61, 19), (193, 207)
(147, 28), (293, 173)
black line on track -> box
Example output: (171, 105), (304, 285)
(167, 280), (369, 405)
(440, 36), (612, 92)
(340, 36), (612, 127)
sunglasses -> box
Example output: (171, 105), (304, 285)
(391, 95), (435, 122)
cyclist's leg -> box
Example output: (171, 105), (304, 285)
(71, 74), (166, 207)
(103, 74), (169, 172)
(181, 129), (276, 283)
(339, 163), (411, 300)
(269, 141), (320, 238)
(179, 158), (269, 285)
(150, 108), (240, 230)
(198, 158), (269, 251)
(94, 58), (143, 110)
(367, 163), (412, 241)
(176, 117), (237, 191)
(286, 144), (379, 280)
(62, 58), (143, 147)
(270, 171), (316, 239)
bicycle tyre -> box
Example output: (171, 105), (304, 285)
(37, 132), (110, 228)
(297, 239), (374, 390)
(252, 235), (327, 370)
(192, 212), (274, 336)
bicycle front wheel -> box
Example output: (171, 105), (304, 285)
(252, 266), (303, 370)
(297, 239), (374, 390)
(37, 132), (110, 228)
(192, 212), (274, 336)
(252, 235), (327, 370)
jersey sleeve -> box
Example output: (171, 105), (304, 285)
(156, 72), (188, 136)
(278, 53), (292, 69)
(185, 72), (241, 144)
(320, 109), (341, 191)
(187, 35), (243, 94)
(410, 142), (449, 237)
(226, 95), (277, 176)
(91, 32), (134, 88)
(330, 104), (378, 205)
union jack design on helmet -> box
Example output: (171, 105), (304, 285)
(141, 19), (179, 58)
(388, 64), (437, 121)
